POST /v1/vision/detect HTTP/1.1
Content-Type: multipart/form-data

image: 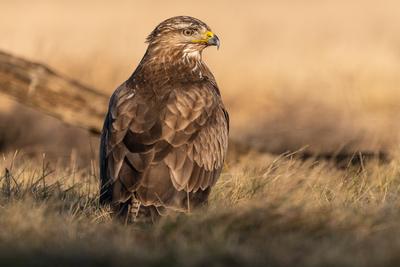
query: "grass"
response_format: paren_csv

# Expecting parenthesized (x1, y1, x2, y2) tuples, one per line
(0, 150, 398, 266)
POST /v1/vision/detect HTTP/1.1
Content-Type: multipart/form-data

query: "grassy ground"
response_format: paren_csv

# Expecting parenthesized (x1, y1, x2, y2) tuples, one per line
(0, 150, 398, 266)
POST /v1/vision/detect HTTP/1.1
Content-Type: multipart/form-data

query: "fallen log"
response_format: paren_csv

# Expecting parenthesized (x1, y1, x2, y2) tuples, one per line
(0, 50, 107, 134)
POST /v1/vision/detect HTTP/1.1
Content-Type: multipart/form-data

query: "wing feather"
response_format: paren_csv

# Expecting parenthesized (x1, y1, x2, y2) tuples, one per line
(159, 84, 228, 193)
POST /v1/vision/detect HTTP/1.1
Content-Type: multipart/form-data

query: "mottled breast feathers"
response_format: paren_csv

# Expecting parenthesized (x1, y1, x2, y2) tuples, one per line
(100, 78, 229, 212)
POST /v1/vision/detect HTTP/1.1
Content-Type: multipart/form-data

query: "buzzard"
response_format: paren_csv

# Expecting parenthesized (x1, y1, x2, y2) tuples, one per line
(99, 16, 229, 223)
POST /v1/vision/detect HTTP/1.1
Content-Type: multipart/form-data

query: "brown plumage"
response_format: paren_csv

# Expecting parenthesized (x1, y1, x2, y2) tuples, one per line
(99, 16, 229, 222)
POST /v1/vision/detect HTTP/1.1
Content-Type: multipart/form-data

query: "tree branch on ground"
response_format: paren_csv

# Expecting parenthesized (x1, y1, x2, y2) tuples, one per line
(0, 50, 107, 134)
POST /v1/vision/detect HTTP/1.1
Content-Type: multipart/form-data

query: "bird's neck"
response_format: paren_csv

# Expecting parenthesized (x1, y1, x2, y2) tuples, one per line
(128, 46, 212, 86)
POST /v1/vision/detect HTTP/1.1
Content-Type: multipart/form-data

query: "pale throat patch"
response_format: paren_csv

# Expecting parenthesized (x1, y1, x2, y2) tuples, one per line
(181, 49, 203, 77)
(182, 48, 201, 61)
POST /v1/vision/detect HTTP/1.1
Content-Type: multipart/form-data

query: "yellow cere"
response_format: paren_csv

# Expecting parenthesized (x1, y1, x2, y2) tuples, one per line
(192, 31, 214, 43)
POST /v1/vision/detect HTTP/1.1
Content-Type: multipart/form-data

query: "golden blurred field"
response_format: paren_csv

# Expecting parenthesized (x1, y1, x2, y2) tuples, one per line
(1, 0, 400, 266)
(2, 0, 400, 155)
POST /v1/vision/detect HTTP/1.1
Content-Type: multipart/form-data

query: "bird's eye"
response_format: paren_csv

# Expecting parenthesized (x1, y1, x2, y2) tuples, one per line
(183, 29, 194, 36)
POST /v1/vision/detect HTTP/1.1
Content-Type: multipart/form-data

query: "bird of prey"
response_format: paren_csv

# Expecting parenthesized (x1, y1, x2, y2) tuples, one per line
(99, 16, 229, 223)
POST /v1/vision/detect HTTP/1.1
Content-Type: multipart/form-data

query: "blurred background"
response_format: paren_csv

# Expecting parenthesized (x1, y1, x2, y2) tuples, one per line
(1, 0, 400, 165)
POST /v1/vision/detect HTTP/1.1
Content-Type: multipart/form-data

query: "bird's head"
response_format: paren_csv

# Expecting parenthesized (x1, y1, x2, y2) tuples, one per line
(146, 16, 220, 55)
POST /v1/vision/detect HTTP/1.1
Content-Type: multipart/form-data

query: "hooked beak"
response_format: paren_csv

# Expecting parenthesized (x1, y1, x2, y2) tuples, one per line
(192, 31, 221, 49)
(207, 34, 220, 49)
